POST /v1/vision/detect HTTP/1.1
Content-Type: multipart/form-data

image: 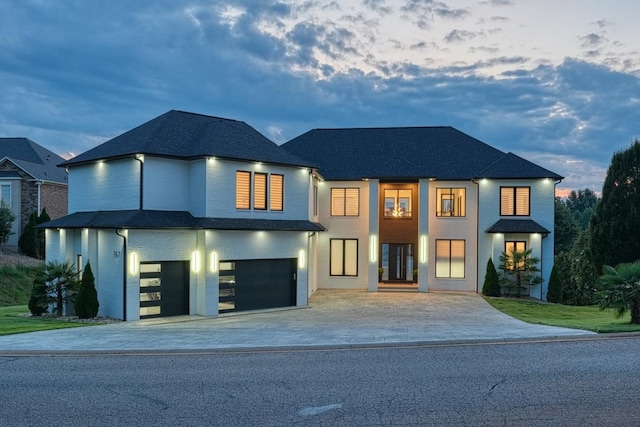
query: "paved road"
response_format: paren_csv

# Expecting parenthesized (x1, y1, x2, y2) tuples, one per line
(1, 337, 639, 426)
(0, 291, 594, 352)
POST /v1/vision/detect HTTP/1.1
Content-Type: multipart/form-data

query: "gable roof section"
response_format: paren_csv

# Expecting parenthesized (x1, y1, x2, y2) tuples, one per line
(61, 110, 315, 168)
(282, 127, 562, 181)
(0, 138, 68, 184)
(38, 210, 326, 232)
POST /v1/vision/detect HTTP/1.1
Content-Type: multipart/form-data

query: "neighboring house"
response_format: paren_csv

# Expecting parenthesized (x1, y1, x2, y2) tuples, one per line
(282, 128, 561, 300)
(0, 138, 68, 248)
(42, 110, 562, 321)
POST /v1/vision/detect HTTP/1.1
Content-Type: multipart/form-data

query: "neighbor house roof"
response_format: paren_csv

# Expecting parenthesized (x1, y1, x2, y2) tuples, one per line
(38, 210, 326, 232)
(0, 138, 68, 184)
(485, 219, 550, 235)
(282, 127, 563, 181)
(61, 110, 315, 168)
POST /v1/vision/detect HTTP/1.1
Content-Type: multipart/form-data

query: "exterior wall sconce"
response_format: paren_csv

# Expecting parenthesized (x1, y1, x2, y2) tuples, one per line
(420, 235, 428, 264)
(129, 252, 139, 275)
(210, 251, 218, 273)
(369, 235, 378, 263)
(298, 249, 306, 269)
(191, 251, 201, 273)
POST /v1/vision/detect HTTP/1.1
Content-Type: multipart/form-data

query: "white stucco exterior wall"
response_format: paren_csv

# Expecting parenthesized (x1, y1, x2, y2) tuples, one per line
(143, 157, 190, 211)
(68, 159, 140, 213)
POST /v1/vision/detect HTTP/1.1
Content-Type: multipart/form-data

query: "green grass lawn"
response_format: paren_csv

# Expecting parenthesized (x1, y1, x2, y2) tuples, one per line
(0, 305, 95, 336)
(485, 297, 640, 333)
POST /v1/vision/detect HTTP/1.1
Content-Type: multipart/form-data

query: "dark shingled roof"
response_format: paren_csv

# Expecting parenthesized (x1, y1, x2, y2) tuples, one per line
(61, 110, 315, 168)
(38, 210, 326, 232)
(0, 138, 68, 184)
(485, 219, 550, 234)
(282, 127, 563, 181)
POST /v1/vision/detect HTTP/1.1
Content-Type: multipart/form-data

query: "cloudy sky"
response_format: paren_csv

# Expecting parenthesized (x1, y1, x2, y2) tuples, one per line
(1, 0, 639, 195)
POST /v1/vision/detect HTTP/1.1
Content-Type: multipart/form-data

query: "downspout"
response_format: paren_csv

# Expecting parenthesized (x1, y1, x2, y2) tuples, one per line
(472, 178, 480, 294)
(116, 229, 127, 321)
(37, 180, 42, 213)
(134, 155, 144, 210)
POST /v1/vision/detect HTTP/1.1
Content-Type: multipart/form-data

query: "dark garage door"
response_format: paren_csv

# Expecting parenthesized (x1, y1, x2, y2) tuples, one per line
(139, 261, 189, 319)
(219, 258, 296, 313)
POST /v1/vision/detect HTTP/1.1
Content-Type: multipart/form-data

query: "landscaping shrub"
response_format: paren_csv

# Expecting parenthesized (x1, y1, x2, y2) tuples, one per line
(75, 262, 99, 319)
(481, 258, 501, 297)
(546, 264, 562, 303)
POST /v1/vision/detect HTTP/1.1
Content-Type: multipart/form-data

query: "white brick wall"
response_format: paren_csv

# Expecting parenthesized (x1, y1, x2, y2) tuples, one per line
(68, 160, 140, 212)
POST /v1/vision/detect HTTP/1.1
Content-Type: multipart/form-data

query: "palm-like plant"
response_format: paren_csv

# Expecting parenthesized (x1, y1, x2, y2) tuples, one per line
(596, 262, 640, 324)
(43, 260, 79, 316)
(498, 248, 542, 297)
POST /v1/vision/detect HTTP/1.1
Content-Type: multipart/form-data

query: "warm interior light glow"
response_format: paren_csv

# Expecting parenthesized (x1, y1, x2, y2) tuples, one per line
(298, 249, 306, 269)
(129, 252, 138, 275)
(210, 251, 218, 273)
(369, 235, 378, 263)
(192, 251, 201, 272)
(420, 235, 428, 264)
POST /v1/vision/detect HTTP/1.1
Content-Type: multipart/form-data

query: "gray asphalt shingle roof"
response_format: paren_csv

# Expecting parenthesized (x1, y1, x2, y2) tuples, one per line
(0, 138, 68, 184)
(485, 219, 551, 234)
(38, 210, 326, 232)
(61, 110, 315, 168)
(282, 127, 563, 181)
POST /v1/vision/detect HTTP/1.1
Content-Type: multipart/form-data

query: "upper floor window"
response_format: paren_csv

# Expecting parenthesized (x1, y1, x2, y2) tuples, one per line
(384, 189, 412, 217)
(0, 184, 10, 208)
(436, 188, 466, 217)
(500, 187, 530, 216)
(331, 188, 359, 216)
(236, 171, 284, 211)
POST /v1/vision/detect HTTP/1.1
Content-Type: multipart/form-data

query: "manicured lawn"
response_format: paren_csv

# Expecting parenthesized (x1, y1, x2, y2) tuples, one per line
(485, 297, 640, 333)
(0, 305, 94, 336)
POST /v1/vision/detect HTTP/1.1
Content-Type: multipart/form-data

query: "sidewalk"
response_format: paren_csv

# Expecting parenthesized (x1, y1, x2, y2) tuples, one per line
(0, 290, 595, 353)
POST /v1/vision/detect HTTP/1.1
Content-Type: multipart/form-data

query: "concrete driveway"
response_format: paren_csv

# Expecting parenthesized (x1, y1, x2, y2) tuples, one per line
(0, 290, 594, 353)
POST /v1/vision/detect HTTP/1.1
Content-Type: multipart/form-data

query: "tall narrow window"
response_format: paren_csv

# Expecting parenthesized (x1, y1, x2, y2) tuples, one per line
(505, 241, 527, 270)
(0, 184, 10, 208)
(253, 173, 267, 210)
(436, 188, 466, 217)
(435, 239, 465, 278)
(330, 239, 358, 276)
(236, 171, 251, 210)
(500, 187, 530, 216)
(269, 174, 284, 211)
(331, 188, 359, 216)
(313, 183, 318, 217)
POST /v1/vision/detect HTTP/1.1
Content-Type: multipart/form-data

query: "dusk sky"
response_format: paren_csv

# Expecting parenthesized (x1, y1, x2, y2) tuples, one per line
(1, 0, 639, 195)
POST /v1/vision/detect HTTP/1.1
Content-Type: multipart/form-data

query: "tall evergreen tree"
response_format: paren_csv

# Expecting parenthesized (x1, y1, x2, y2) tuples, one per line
(19, 212, 39, 257)
(554, 198, 579, 254)
(75, 261, 99, 319)
(590, 140, 640, 271)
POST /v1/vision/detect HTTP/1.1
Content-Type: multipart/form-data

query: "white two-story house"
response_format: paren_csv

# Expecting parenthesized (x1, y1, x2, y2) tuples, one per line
(42, 110, 561, 321)
(43, 111, 324, 320)
(282, 127, 561, 300)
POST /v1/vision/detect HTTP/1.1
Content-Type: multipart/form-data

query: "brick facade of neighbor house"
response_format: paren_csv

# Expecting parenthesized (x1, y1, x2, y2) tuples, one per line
(0, 137, 68, 248)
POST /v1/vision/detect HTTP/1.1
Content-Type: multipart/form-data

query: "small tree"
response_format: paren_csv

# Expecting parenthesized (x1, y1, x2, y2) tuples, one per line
(36, 208, 50, 259)
(42, 260, 78, 316)
(28, 268, 48, 316)
(0, 200, 16, 246)
(546, 264, 562, 303)
(596, 261, 640, 324)
(481, 258, 501, 297)
(19, 212, 39, 257)
(75, 261, 99, 319)
(498, 249, 542, 297)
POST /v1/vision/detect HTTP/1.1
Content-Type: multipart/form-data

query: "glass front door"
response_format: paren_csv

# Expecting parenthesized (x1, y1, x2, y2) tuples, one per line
(381, 243, 415, 282)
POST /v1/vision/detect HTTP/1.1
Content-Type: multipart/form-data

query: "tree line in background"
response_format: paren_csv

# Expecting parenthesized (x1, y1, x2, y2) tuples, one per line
(551, 140, 640, 323)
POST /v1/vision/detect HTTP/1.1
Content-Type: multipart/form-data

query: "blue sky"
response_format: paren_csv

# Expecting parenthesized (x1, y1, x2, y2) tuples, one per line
(1, 0, 639, 195)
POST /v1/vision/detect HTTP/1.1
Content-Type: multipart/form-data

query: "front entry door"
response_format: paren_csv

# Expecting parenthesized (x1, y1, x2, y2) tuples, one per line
(382, 243, 414, 282)
(388, 244, 407, 281)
